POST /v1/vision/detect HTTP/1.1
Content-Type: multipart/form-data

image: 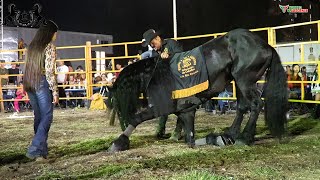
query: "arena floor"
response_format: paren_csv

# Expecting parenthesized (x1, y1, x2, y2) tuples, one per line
(0, 108, 320, 179)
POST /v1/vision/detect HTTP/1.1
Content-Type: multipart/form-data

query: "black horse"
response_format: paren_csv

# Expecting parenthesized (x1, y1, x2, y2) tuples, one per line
(108, 29, 288, 152)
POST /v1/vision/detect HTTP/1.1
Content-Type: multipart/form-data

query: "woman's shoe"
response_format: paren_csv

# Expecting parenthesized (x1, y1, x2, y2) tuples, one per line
(26, 152, 47, 160)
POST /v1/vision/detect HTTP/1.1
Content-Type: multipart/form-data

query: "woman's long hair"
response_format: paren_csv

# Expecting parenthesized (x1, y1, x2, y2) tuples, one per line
(23, 20, 58, 92)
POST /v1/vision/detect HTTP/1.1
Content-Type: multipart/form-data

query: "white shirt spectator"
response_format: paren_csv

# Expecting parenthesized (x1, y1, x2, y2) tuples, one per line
(56, 65, 69, 83)
(107, 73, 115, 84)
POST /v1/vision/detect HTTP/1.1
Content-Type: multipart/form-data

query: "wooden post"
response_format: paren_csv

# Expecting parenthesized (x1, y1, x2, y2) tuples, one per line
(318, 20, 320, 44)
(124, 44, 128, 57)
(0, 77, 4, 113)
(85, 41, 93, 103)
(111, 58, 115, 71)
(268, 28, 276, 46)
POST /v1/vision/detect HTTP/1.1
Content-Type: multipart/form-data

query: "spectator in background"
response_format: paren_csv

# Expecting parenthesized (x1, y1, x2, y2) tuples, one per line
(115, 64, 123, 79)
(106, 72, 115, 84)
(301, 66, 312, 100)
(311, 65, 320, 99)
(18, 38, 27, 60)
(74, 70, 86, 107)
(8, 61, 20, 84)
(285, 65, 292, 79)
(218, 90, 233, 114)
(75, 65, 84, 71)
(66, 74, 76, 108)
(64, 61, 74, 81)
(14, 81, 28, 113)
(1, 60, 10, 111)
(288, 64, 303, 99)
(68, 75, 76, 89)
(0, 60, 8, 85)
(301, 66, 307, 79)
(79, 72, 86, 88)
(94, 76, 102, 84)
(101, 73, 107, 82)
(98, 73, 110, 85)
(56, 60, 69, 108)
(75, 65, 84, 81)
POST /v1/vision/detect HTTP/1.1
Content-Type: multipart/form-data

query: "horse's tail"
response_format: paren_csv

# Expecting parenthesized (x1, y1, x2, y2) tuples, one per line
(264, 47, 288, 138)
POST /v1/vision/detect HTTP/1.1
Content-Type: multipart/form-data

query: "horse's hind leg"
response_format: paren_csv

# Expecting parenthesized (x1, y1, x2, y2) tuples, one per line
(225, 87, 249, 140)
(237, 85, 263, 145)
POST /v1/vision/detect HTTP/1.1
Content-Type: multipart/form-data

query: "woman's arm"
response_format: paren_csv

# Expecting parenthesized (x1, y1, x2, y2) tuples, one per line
(45, 43, 59, 97)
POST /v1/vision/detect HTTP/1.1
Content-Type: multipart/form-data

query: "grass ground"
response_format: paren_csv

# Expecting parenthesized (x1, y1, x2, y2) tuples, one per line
(0, 108, 319, 179)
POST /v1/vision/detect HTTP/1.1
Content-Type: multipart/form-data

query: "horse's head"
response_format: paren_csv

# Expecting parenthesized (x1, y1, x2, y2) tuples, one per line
(108, 57, 159, 130)
(108, 56, 175, 131)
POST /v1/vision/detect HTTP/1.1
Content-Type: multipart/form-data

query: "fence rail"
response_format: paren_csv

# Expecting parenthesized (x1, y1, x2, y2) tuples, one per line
(0, 20, 320, 112)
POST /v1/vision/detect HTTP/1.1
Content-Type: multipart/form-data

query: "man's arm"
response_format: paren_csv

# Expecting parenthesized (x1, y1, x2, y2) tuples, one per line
(161, 39, 183, 59)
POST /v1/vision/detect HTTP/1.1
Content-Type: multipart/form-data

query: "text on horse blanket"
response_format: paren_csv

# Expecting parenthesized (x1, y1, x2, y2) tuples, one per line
(170, 46, 208, 99)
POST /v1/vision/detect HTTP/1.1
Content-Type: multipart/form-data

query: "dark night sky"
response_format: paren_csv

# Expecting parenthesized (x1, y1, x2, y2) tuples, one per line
(5, 0, 318, 55)
(4, 0, 272, 41)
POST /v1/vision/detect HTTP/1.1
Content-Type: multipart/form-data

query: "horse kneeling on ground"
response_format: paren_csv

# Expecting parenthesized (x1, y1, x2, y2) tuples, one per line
(108, 28, 288, 152)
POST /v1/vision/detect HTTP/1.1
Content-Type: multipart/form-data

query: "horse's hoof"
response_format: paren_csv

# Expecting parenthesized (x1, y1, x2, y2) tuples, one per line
(216, 135, 235, 146)
(223, 129, 239, 140)
(215, 136, 226, 147)
(108, 134, 130, 153)
(186, 137, 195, 148)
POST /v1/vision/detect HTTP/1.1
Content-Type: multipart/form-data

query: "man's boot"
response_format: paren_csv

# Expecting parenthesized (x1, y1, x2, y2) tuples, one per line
(169, 117, 183, 141)
(155, 115, 168, 138)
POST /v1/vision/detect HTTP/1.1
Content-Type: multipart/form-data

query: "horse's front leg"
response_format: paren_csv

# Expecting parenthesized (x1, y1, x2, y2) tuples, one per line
(236, 87, 263, 145)
(178, 109, 196, 148)
(224, 93, 249, 140)
(109, 108, 156, 152)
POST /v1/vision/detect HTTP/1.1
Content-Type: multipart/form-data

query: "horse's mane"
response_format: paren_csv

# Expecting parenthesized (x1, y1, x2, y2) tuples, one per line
(112, 56, 175, 130)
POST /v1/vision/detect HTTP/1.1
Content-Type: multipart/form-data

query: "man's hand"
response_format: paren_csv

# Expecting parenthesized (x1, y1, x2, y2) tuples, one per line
(52, 95, 59, 104)
(160, 52, 169, 59)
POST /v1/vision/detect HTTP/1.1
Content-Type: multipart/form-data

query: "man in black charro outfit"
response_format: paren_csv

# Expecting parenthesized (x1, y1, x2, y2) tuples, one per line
(142, 29, 183, 140)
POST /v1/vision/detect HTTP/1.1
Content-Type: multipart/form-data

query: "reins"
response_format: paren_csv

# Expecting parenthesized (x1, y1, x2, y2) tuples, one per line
(144, 56, 161, 93)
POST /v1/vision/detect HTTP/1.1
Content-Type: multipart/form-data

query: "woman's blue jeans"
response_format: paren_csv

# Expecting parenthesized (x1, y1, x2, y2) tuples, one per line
(26, 77, 53, 157)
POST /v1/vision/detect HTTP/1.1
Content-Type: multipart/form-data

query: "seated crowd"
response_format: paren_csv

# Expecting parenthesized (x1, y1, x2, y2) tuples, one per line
(57, 62, 117, 108)
(285, 64, 319, 101)
(1, 59, 119, 112)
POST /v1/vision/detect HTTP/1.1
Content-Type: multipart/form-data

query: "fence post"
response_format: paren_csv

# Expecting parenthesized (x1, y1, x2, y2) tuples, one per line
(318, 20, 320, 45)
(124, 43, 128, 57)
(268, 28, 276, 46)
(0, 77, 4, 113)
(231, 81, 236, 99)
(85, 41, 93, 104)
(111, 58, 115, 71)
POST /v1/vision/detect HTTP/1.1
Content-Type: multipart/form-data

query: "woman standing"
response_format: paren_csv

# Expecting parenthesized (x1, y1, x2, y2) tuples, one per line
(23, 20, 59, 159)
